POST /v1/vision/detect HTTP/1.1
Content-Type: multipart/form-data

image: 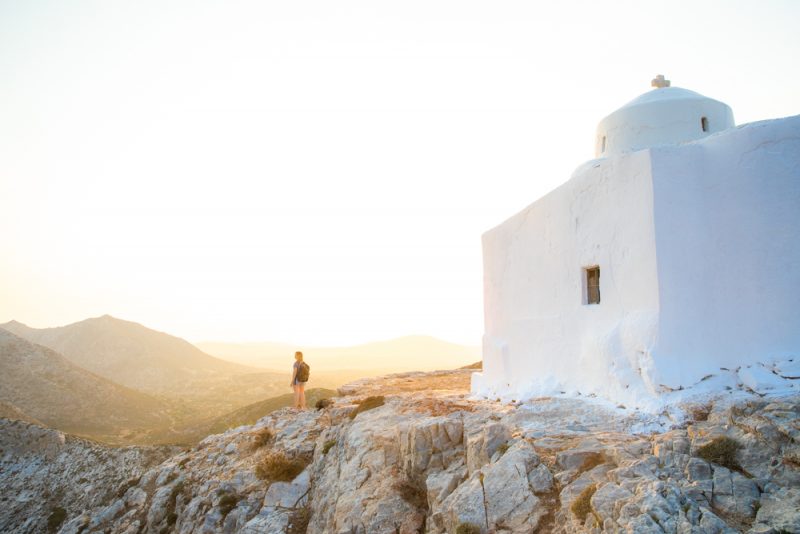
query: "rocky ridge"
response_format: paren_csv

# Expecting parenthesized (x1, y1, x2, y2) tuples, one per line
(4, 368, 800, 533)
(0, 420, 177, 533)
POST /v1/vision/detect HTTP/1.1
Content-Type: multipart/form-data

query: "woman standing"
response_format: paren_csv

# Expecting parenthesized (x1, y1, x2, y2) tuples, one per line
(290, 351, 309, 410)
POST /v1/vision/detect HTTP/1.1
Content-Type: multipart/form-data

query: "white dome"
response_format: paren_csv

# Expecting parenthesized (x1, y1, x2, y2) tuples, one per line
(595, 83, 735, 157)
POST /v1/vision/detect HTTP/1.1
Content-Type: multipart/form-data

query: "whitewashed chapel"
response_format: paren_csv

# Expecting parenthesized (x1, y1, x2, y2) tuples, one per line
(472, 76, 800, 405)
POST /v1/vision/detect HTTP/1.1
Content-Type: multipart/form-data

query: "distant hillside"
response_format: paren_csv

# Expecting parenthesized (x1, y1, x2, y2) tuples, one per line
(206, 388, 337, 434)
(0, 328, 170, 438)
(197, 335, 481, 372)
(141, 388, 338, 445)
(1, 315, 256, 397)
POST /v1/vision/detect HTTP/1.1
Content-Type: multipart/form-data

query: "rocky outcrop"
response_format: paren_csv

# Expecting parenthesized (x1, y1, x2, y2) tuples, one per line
(3, 369, 799, 533)
(0, 419, 176, 534)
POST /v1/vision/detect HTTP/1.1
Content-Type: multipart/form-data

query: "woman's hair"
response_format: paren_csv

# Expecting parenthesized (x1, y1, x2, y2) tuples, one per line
(295, 351, 303, 360)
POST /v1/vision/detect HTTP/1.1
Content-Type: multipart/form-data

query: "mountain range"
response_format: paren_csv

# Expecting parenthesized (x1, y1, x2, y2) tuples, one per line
(1, 315, 256, 398)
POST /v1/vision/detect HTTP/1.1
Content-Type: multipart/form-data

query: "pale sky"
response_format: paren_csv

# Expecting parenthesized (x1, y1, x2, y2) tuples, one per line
(1, 0, 798, 346)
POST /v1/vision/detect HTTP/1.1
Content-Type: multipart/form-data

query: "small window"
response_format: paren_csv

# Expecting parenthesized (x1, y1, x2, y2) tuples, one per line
(584, 266, 600, 305)
(601, 136, 606, 153)
(701, 116, 709, 132)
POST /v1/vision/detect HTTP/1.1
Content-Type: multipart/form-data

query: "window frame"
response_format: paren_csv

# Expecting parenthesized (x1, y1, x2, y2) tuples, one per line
(583, 266, 601, 305)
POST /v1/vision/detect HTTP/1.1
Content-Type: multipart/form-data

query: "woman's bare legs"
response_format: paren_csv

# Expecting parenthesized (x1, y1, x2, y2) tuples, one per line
(298, 384, 307, 410)
(293, 384, 301, 409)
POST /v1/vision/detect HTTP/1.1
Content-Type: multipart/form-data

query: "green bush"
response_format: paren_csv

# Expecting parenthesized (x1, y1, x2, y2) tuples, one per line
(455, 523, 482, 534)
(570, 484, 597, 522)
(47, 507, 67, 532)
(322, 439, 336, 455)
(349, 396, 385, 420)
(697, 436, 742, 471)
(255, 451, 309, 482)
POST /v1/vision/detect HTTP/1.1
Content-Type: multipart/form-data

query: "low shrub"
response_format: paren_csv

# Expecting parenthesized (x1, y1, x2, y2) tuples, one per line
(47, 507, 67, 532)
(697, 436, 742, 471)
(349, 396, 385, 420)
(455, 523, 482, 534)
(315, 398, 334, 410)
(570, 483, 597, 523)
(218, 493, 239, 517)
(322, 439, 336, 455)
(255, 451, 309, 482)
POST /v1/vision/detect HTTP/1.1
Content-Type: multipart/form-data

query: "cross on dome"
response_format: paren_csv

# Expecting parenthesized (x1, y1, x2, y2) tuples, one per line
(651, 74, 671, 88)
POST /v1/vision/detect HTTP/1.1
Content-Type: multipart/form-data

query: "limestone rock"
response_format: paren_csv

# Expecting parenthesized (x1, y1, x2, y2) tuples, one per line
(1, 369, 798, 534)
(752, 487, 800, 533)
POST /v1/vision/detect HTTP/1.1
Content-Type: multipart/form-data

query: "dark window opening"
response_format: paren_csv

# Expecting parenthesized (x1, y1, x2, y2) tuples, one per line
(585, 266, 600, 305)
(701, 116, 709, 132)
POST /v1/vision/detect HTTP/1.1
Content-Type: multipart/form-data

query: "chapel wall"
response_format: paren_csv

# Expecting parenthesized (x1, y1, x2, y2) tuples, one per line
(650, 115, 800, 388)
(475, 149, 661, 404)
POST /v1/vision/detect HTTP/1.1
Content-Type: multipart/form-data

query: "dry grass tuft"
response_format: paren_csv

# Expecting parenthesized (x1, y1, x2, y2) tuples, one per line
(287, 507, 311, 534)
(250, 427, 274, 450)
(570, 484, 597, 523)
(322, 439, 336, 455)
(689, 403, 713, 422)
(349, 396, 385, 420)
(255, 451, 309, 482)
(783, 450, 800, 469)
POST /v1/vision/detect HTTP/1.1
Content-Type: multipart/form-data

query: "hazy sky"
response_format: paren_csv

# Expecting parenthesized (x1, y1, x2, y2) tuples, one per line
(1, 1, 798, 346)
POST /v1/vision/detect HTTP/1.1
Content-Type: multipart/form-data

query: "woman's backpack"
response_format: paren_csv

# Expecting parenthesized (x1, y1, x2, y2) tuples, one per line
(297, 362, 310, 382)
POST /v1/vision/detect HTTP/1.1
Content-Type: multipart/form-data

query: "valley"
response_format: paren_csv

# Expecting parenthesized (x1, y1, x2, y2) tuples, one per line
(0, 316, 477, 447)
